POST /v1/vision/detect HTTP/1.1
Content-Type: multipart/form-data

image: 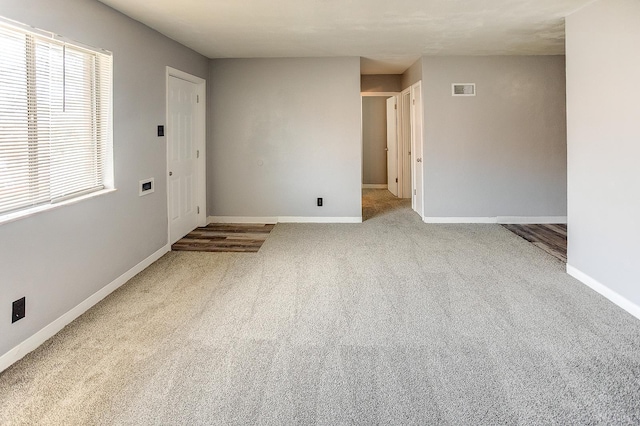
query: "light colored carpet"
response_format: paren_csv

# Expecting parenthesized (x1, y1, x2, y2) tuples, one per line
(1, 189, 640, 425)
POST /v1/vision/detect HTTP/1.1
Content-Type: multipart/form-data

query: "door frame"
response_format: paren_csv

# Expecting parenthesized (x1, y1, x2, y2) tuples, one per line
(398, 88, 412, 199)
(410, 81, 424, 219)
(361, 92, 400, 193)
(165, 67, 207, 244)
(385, 96, 399, 196)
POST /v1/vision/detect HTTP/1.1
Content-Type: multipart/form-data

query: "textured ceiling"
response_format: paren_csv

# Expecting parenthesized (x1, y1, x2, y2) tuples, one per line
(97, 0, 595, 74)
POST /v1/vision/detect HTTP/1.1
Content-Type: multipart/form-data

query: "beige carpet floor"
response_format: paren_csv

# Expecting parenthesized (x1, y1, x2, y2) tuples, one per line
(1, 189, 639, 425)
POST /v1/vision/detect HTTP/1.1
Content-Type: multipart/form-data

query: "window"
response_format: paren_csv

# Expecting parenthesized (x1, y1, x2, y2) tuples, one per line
(0, 18, 112, 220)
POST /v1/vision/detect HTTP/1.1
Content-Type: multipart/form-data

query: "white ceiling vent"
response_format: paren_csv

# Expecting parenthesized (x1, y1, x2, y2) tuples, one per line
(452, 83, 476, 96)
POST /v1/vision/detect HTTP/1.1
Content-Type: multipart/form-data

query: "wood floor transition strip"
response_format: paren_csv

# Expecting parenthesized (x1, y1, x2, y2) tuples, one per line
(502, 224, 567, 263)
(172, 223, 275, 253)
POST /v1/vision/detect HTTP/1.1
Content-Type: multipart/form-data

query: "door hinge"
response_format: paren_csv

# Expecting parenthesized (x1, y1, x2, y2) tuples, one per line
(197, 206, 200, 214)
(196, 150, 200, 159)
(414, 189, 417, 195)
(395, 178, 398, 183)
(394, 104, 397, 110)
(196, 95, 199, 103)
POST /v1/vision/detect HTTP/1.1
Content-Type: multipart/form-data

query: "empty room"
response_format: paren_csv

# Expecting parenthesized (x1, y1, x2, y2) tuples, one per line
(1, 0, 639, 424)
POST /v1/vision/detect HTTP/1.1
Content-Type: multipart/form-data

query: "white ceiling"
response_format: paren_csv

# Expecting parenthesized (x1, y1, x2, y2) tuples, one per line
(97, 0, 594, 74)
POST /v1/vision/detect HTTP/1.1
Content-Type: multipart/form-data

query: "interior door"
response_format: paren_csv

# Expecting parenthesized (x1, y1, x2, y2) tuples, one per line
(401, 90, 412, 199)
(411, 82, 424, 217)
(386, 96, 398, 197)
(168, 76, 198, 244)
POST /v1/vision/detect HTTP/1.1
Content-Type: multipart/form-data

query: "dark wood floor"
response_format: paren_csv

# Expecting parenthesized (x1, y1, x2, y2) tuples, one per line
(171, 224, 275, 253)
(502, 224, 567, 263)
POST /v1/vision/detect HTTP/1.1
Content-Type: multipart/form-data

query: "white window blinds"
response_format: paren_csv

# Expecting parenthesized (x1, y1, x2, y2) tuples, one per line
(0, 19, 112, 217)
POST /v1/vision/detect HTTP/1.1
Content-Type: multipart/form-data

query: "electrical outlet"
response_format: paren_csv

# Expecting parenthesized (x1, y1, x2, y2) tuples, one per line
(317, 197, 323, 207)
(157, 125, 165, 137)
(12, 297, 25, 323)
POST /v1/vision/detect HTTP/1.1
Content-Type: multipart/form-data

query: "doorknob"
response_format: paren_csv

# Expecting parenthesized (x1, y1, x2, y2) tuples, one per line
(169, 171, 173, 176)
(385, 148, 389, 151)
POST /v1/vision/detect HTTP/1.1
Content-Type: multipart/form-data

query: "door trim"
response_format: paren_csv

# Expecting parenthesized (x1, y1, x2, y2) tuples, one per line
(360, 91, 400, 194)
(361, 92, 400, 97)
(410, 81, 424, 219)
(398, 88, 412, 199)
(386, 96, 399, 196)
(166, 67, 207, 245)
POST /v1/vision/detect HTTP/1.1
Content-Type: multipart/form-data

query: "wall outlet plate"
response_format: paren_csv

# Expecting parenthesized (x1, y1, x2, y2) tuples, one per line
(157, 125, 165, 137)
(139, 178, 154, 196)
(12, 297, 25, 323)
(317, 197, 323, 207)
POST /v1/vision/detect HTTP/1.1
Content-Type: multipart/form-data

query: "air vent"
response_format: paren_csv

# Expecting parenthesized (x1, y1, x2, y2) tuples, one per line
(452, 83, 476, 96)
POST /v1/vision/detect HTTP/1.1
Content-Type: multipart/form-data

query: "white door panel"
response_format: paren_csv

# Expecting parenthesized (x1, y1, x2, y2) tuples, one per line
(184, 174, 194, 214)
(401, 90, 412, 199)
(170, 178, 180, 221)
(411, 82, 424, 218)
(169, 76, 198, 244)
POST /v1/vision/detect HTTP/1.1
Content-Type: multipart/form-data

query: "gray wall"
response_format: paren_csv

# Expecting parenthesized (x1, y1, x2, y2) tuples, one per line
(566, 0, 640, 306)
(208, 58, 362, 219)
(0, 0, 208, 357)
(362, 97, 388, 185)
(401, 58, 423, 90)
(420, 56, 567, 218)
(361, 75, 401, 93)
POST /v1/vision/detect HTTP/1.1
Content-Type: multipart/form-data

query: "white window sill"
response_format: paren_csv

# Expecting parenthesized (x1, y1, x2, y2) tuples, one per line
(0, 188, 117, 227)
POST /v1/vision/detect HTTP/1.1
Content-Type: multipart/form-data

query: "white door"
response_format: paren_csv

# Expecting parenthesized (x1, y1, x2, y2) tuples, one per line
(168, 76, 198, 244)
(386, 97, 398, 197)
(401, 90, 412, 199)
(411, 82, 424, 217)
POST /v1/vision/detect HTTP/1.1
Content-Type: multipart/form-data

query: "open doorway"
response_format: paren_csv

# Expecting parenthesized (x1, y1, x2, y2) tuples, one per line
(362, 92, 397, 191)
(361, 89, 415, 221)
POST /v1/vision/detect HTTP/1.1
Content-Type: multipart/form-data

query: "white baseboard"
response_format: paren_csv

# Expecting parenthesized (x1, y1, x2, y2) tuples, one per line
(362, 184, 388, 189)
(567, 264, 640, 321)
(498, 216, 568, 224)
(278, 216, 362, 223)
(208, 216, 362, 224)
(423, 216, 568, 224)
(208, 216, 278, 224)
(423, 217, 496, 224)
(0, 244, 170, 373)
